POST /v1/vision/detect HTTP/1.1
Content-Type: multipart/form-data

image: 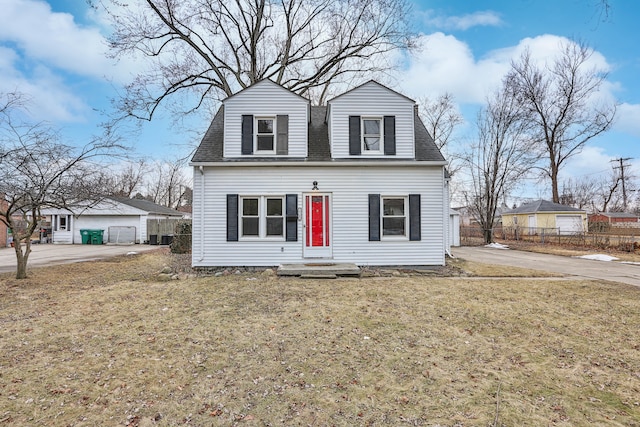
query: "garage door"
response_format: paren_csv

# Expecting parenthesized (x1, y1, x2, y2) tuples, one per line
(556, 215, 583, 235)
(108, 226, 136, 244)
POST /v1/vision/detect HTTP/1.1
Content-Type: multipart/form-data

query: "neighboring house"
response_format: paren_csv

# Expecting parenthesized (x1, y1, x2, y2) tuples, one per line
(502, 200, 587, 235)
(41, 197, 185, 244)
(190, 79, 450, 267)
(589, 212, 640, 227)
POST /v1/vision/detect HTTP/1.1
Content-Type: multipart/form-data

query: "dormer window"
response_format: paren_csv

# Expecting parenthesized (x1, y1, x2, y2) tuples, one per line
(362, 117, 382, 152)
(241, 114, 289, 156)
(256, 117, 275, 153)
(349, 115, 396, 156)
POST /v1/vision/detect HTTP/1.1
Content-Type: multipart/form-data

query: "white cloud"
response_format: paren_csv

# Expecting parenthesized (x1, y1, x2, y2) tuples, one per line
(0, 46, 88, 122)
(563, 145, 614, 179)
(400, 32, 507, 103)
(0, 0, 148, 123)
(400, 33, 615, 105)
(422, 10, 503, 31)
(614, 103, 640, 137)
(0, 0, 113, 79)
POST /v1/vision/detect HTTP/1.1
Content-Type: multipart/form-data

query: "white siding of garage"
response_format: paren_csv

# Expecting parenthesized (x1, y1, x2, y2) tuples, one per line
(74, 215, 143, 243)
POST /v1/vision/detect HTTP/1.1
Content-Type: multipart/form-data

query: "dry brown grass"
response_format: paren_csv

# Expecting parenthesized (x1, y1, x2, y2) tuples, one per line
(502, 240, 640, 263)
(446, 257, 562, 278)
(1, 251, 640, 426)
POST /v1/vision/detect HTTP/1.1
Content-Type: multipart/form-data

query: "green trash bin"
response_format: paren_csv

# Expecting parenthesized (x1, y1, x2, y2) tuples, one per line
(89, 229, 104, 245)
(80, 229, 90, 244)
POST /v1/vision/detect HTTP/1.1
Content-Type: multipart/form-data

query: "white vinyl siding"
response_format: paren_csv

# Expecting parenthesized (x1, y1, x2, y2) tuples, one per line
(329, 82, 415, 159)
(73, 215, 145, 244)
(192, 164, 445, 267)
(223, 80, 309, 158)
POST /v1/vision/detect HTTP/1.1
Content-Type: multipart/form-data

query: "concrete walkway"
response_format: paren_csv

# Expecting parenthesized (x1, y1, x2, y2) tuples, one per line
(452, 246, 640, 287)
(0, 244, 163, 274)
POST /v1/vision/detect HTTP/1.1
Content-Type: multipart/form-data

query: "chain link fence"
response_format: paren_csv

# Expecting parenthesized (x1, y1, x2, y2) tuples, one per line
(461, 225, 640, 252)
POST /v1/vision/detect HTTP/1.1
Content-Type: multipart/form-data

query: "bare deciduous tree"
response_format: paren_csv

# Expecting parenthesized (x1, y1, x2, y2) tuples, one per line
(559, 177, 599, 210)
(144, 159, 190, 209)
(0, 92, 126, 279)
(104, 160, 149, 198)
(506, 41, 616, 203)
(462, 84, 535, 244)
(417, 93, 463, 152)
(95, 0, 416, 121)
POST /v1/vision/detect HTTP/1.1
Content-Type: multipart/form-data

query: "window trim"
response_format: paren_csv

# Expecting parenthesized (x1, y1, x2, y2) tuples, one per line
(361, 116, 383, 154)
(381, 196, 408, 239)
(54, 214, 71, 232)
(239, 195, 285, 240)
(254, 116, 276, 154)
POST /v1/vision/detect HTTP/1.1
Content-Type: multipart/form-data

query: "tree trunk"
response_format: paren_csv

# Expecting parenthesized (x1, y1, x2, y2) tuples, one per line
(483, 227, 493, 244)
(13, 239, 31, 279)
(550, 161, 560, 203)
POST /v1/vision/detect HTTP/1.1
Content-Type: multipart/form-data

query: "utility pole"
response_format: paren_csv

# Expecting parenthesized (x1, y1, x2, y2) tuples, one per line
(611, 157, 633, 211)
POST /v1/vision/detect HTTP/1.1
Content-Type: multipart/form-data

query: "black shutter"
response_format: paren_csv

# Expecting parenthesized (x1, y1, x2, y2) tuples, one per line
(285, 194, 298, 242)
(241, 115, 253, 155)
(349, 116, 361, 155)
(368, 194, 380, 241)
(276, 115, 289, 155)
(384, 116, 396, 155)
(409, 194, 421, 241)
(227, 194, 239, 241)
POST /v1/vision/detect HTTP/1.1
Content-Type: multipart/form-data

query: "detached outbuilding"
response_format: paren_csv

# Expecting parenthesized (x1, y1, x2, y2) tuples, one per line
(42, 197, 185, 244)
(589, 212, 640, 226)
(501, 200, 587, 235)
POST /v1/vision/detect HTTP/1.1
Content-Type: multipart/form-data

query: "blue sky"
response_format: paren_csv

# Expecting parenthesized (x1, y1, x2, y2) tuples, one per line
(1, 0, 638, 200)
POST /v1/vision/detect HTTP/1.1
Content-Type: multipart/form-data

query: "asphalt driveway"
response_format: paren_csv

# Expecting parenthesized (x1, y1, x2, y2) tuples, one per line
(0, 244, 163, 274)
(452, 246, 640, 287)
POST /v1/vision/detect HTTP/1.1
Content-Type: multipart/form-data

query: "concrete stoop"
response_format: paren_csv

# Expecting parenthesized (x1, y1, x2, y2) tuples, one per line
(277, 263, 361, 278)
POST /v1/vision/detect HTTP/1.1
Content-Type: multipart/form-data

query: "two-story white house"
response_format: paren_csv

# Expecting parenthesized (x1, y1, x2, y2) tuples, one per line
(190, 80, 450, 267)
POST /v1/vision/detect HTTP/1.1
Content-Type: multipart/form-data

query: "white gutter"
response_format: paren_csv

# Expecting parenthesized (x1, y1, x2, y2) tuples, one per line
(189, 160, 448, 167)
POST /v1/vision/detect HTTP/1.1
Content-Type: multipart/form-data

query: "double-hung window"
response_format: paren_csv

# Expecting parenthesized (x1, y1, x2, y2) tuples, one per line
(240, 196, 284, 238)
(362, 117, 382, 153)
(255, 117, 275, 153)
(54, 214, 71, 232)
(382, 197, 407, 237)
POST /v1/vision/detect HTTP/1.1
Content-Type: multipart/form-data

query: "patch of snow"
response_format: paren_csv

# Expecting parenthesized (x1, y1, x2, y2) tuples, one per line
(573, 254, 619, 262)
(621, 261, 640, 265)
(126, 251, 138, 256)
(485, 243, 509, 250)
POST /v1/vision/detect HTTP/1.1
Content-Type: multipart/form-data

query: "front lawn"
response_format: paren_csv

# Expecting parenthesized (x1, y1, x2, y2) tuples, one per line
(1, 251, 639, 426)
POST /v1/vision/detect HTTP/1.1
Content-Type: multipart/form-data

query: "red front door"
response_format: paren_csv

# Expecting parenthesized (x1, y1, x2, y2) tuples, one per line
(303, 193, 332, 258)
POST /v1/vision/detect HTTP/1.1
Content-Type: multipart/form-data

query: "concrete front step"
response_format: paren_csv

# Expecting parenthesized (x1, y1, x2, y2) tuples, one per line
(277, 263, 361, 277)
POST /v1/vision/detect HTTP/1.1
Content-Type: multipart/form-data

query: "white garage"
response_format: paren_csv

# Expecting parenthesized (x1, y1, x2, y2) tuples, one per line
(42, 197, 185, 244)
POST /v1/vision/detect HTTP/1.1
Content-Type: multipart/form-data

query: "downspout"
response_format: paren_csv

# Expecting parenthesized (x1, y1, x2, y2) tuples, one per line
(444, 169, 453, 259)
(198, 165, 205, 262)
